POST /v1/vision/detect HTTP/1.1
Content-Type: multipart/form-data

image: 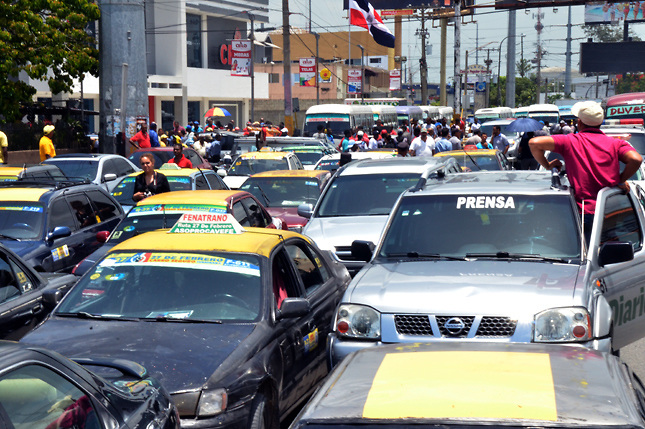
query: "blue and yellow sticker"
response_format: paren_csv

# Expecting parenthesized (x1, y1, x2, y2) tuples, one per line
(303, 328, 319, 354)
(51, 245, 70, 262)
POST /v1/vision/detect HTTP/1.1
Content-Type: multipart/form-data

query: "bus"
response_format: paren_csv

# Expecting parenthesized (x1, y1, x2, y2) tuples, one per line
(558, 105, 576, 123)
(437, 106, 454, 121)
(605, 92, 645, 121)
(513, 106, 529, 118)
(303, 104, 374, 139)
(526, 104, 560, 124)
(420, 106, 440, 121)
(396, 106, 424, 126)
(344, 98, 407, 106)
(474, 107, 513, 123)
(371, 105, 398, 129)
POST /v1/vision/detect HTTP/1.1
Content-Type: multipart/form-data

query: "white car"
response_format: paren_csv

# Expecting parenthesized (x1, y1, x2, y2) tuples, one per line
(43, 153, 140, 192)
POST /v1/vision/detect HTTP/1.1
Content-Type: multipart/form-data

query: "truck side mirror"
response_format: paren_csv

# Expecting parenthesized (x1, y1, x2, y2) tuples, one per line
(351, 240, 375, 262)
(598, 242, 634, 267)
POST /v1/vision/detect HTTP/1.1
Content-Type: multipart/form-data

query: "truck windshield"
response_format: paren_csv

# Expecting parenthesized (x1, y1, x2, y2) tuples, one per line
(380, 194, 581, 261)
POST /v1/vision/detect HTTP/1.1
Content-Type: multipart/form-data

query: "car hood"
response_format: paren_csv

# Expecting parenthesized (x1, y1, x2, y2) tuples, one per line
(302, 216, 388, 252)
(223, 175, 249, 189)
(348, 260, 582, 315)
(2, 240, 42, 258)
(265, 207, 307, 228)
(21, 319, 255, 394)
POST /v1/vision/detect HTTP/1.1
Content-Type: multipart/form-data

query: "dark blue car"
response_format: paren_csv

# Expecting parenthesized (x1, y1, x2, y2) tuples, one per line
(0, 181, 124, 273)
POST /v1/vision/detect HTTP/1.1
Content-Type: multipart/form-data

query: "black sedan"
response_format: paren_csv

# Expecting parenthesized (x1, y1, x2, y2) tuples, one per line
(0, 242, 77, 340)
(0, 341, 179, 428)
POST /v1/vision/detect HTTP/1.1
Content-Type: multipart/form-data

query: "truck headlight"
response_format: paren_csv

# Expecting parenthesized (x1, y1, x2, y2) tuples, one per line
(335, 304, 380, 339)
(534, 308, 591, 342)
(197, 388, 227, 417)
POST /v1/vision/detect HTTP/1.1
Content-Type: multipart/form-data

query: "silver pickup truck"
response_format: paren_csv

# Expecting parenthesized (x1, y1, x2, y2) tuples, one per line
(329, 171, 645, 366)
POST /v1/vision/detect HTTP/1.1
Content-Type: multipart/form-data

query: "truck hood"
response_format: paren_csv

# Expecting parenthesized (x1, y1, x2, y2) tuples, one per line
(303, 216, 388, 252)
(348, 260, 582, 315)
(21, 318, 254, 394)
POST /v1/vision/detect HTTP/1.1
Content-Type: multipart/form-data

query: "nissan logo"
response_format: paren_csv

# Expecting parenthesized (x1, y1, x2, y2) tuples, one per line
(444, 317, 466, 336)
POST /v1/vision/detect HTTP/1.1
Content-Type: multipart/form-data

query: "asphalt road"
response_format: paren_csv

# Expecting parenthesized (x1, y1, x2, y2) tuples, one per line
(621, 338, 645, 380)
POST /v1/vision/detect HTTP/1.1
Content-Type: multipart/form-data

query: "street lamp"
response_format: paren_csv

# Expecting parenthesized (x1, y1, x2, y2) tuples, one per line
(497, 36, 509, 107)
(358, 44, 365, 103)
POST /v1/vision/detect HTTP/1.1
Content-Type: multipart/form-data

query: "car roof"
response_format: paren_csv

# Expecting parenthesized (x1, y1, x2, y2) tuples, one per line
(338, 157, 452, 176)
(248, 170, 329, 179)
(435, 149, 499, 157)
(47, 153, 109, 159)
(238, 151, 291, 160)
(409, 171, 568, 196)
(0, 187, 50, 202)
(136, 190, 246, 207)
(478, 119, 515, 125)
(281, 145, 327, 151)
(110, 227, 304, 258)
(295, 342, 641, 427)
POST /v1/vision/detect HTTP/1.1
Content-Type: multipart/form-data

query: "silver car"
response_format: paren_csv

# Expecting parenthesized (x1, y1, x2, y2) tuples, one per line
(330, 171, 645, 365)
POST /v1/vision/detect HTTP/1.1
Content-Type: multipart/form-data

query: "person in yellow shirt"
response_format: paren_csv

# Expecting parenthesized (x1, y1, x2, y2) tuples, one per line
(40, 125, 56, 161)
(0, 130, 7, 164)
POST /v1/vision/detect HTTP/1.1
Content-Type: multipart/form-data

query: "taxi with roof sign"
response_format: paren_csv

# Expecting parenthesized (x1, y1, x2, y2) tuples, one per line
(22, 214, 351, 429)
(330, 170, 645, 366)
(291, 342, 645, 429)
(223, 151, 304, 189)
(72, 189, 286, 276)
(111, 165, 229, 212)
(240, 170, 331, 233)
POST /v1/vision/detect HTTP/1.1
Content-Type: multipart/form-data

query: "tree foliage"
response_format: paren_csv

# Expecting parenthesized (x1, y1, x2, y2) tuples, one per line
(516, 59, 534, 79)
(490, 76, 537, 107)
(582, 24, 641, 42)
(616, 74, 645, 94)
(0, 0, 100, 122)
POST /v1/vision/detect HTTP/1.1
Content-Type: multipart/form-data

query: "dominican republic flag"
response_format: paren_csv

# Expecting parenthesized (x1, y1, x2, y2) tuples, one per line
(349, 0, 395, 48)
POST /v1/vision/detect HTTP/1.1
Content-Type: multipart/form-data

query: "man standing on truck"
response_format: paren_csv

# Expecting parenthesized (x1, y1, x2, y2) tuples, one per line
(529, 100, 642, 241)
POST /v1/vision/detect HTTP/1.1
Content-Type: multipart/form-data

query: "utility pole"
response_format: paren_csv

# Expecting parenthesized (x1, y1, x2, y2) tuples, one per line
(564, 5, 572, 95)
(535, 7, 543, 104)
(417, 8, 429, 105)
(282, 0, 294, 133)
(453, 0, 461, 115)
(440, 18, 447, 106)
(485, 49, 493, 108)
(358, 44, 365, 103)
(249, 12, 255, 122)
(505, 10, 516, 108)
(314, 32, 320, 105)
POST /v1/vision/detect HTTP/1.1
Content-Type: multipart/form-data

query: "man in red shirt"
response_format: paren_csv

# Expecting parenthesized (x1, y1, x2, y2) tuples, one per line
(168, 143, 193, 168)
(130, 122, 151, 149)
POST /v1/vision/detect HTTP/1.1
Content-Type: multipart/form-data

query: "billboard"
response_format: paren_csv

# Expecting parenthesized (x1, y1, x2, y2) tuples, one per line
(389, 69, 401, 91)
(580, 41, 645, 73)
(585, 2, 645, 24)
(230, 40, 251, 77)
(299, 58, 316, 86)
(348, 69, 362, 93)
(496, 1, 592, 9)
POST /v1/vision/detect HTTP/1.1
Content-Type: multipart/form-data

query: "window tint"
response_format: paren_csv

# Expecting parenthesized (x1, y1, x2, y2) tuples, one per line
(67, 194, 97, 229)
(86, 191, 120, 222)
(205, 172, 226, 190)
(272, 250, 302, 309)
(49, 199, 78, 232)
(102, 159, 119, 176)
(195, 175, 209, 190)
(0, 364, 99, 429)
(241, 197, 268, 227)
(601, 193, 642, 250)
(233, 201, 250, 226)
(114, 158, 136, 176)
(286, 242, 329, 294)
(0, 255, 20, 303)
(185, 149, 201, 166)
(8, 258, 35, 294)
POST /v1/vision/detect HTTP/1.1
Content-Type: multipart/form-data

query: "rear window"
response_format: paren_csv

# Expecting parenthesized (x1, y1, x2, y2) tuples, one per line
(44, 160, 98, 181)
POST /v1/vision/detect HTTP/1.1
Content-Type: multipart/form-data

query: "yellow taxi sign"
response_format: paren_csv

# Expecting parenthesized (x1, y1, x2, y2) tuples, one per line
(168, 212, 245, 234)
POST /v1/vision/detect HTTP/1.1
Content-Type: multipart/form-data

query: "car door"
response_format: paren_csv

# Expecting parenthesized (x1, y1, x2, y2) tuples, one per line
(0, 251, 44, 340)
(594, 189, 645, 349)
(45, 197, 80, 272)
(61, 193, 101, 272)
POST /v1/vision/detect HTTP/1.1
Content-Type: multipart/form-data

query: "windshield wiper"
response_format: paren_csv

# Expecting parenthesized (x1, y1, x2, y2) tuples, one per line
(0, 233, 21, 241)
(255, 184, 271, 206)
(141, 316, 222, 324)
(385, 252, 467, 261)
(56, 312, 140, 322)
(465, 252, 569, 263)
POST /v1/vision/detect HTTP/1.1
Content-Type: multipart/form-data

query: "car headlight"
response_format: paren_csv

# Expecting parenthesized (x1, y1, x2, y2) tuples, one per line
(534, 308, 591, 342)
(335, 304, 381, 339)
(197, 388, 227, 417)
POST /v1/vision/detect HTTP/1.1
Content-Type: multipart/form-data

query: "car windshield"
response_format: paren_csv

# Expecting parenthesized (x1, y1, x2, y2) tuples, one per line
(128, 152, 171, 169)
(108, 204, 228, 244)
(317, 173, 420, 217)
(528, 113, 559, 124)
(240, 177, 321, 207)
(111, 175, 192, 206)
(448, 154, 501, 171)
(605, 132, 645, 155)
(0, 202, 45, 240)
(45, 160, 98, 181)
(228, 158, 289, 176)
(304, 115, 350, 137)
(56, 251, 262, 322)
(379, 194, 581, 261)
(289, 151, 325, 166)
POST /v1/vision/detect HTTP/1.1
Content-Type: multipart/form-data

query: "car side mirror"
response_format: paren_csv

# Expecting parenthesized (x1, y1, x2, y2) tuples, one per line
(598, 241, 634, 267)
(42, 288, 64, 310)
(351, 240, 375, 262)
(46, 226, 72, 245)
(96, 231, 110, 243)
(277, 298, 310, 319)
(103, 173, 117, 183)
(297, 203, 313, 219)
(217, 168, 227, 178)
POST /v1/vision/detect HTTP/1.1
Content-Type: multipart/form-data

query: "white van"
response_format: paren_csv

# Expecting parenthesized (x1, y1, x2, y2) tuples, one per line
(303, 104, 374, 139)
(475, 107, 513, 123)
(526, 104, 560, 125)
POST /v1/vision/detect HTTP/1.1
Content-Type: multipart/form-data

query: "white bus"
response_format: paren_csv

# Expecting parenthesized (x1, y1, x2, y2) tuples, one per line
(475, 107, 513, 123)
(344, 98, 407, 106)
(303, 104, 374, 139)
(437, 106, 455, 121)
(420, 106, 440, 121)
(526, 104, 560, 125)
(513, 107, 529, 118)
(396, 106, 424, 126)
(371, 105, 398, 129)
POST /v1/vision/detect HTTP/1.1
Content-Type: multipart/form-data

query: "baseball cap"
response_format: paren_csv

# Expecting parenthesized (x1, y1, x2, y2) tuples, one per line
(357, 130, 364, 136)
(571, 101, 604, 126)
(381, 129, 388, 135)
(420, 128, 428, 134)
(43, 124, 55, 134)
